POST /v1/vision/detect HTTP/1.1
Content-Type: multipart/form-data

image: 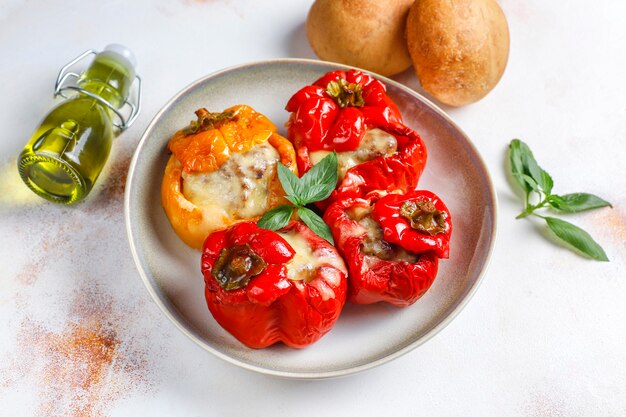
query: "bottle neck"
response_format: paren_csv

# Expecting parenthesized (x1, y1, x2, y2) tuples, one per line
(77, 51, 135, 109)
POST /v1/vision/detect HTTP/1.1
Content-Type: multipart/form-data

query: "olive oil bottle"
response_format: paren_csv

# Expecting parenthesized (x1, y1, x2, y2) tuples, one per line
(18, 45, 140, 204)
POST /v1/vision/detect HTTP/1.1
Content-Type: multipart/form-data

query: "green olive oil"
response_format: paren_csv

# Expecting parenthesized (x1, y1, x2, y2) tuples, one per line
(18, 45, 137, 204)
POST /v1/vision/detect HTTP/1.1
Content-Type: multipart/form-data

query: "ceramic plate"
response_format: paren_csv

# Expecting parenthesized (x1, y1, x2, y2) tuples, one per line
(125, 59, 497, 379)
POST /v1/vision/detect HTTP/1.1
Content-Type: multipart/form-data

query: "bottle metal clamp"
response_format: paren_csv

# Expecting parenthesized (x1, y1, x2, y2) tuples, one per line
(53, 49, 142, 131)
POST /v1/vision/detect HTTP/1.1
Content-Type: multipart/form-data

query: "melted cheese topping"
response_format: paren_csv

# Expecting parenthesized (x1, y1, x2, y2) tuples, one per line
(181, 141, 279, 219)
(279, 230, 345, 282)
(349, 207, 418, 264)
(310, 128, 398, 181)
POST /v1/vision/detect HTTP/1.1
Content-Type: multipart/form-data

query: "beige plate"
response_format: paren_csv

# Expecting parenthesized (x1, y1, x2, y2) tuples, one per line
(125, 59, 497, 379)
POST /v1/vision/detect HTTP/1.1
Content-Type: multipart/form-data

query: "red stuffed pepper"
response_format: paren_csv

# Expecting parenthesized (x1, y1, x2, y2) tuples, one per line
(286, 69, 428, 208)
(201, 221, 347, 348)
(324, 190, 452, 307)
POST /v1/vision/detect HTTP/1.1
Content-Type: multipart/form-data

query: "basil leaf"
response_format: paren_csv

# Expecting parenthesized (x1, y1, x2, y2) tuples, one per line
(548, 193, 612, 213)
(300, 183, 336, 204)
(298, 207, 334, 245)
(512, 172, 540, 193)
(509, 139, 532, 192)
(537, 170, 554, 195)
(258, 205, 294, 231)
(277, 163, 304, 206)
(518, 141, 553, 194)
(299, 151, 338, 204)
(544, 217, 609, 261)
(509, 139, 553, 194)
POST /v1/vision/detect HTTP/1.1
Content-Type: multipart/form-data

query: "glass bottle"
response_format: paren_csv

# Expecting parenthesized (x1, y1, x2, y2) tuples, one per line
(17, 44, 140, 204)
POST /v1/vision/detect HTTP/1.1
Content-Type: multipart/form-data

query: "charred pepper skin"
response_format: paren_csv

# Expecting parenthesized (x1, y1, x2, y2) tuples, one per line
(201, 221, 347, 349)
(285, 70, 427, 208)
(324, 192, 451, 307)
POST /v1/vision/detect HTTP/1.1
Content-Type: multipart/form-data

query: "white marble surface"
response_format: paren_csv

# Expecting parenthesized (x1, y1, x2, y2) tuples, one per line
(1, 0, 625, 416)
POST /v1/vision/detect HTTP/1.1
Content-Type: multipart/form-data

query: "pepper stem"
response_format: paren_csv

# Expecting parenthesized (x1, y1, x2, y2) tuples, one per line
(184, 108, 235, 135)
(401, 200, 447, 236)
(212, 244, 266, 291)
(326, 79, 365, 108)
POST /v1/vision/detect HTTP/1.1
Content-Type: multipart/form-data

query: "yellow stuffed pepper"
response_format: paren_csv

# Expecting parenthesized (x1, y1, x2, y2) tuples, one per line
(162, 104, 298, 249)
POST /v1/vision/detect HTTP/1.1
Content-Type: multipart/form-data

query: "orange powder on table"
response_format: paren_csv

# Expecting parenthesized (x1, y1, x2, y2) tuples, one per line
(38, 322, 118, 417)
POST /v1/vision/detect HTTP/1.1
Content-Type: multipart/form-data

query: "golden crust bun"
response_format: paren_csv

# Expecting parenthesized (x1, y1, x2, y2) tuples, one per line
(406, 0, 510, 106)
(306, 0, 414, 77)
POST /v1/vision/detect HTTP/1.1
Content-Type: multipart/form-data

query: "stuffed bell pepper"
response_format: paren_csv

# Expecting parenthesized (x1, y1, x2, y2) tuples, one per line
(324, 190, 452, 307)
(201, 221, 347, 348)
(162, 105, 298, 249)
(285, 69, 427, 208)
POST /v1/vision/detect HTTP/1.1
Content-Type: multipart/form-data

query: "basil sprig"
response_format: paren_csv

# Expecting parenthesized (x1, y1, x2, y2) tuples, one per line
(258, 152, 337, 244)
(508, 139, 611, 261)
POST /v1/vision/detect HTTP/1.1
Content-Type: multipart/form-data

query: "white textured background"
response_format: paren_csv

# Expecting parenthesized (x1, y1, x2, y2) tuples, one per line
(1, 0, 625, 416)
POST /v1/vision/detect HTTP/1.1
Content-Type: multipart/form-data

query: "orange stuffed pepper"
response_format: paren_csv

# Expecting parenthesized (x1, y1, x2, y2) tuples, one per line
(162, 105, 298, 249)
